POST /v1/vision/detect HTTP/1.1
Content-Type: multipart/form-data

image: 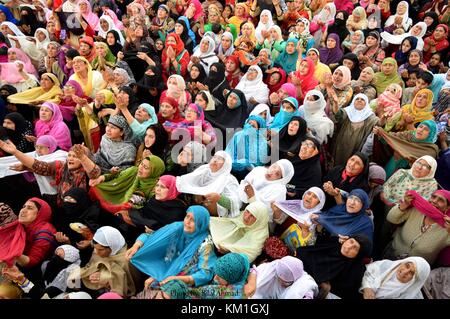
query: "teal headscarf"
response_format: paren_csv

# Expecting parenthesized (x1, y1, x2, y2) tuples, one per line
(413, 120, 438, 143)
(270, 97, 300, 131)
(213, 253, 250, 285)
(131, 205, 215, 283)
(160, 279, 189, 299)
(129, 103, 158, 139)
(274, 38, 299, 74)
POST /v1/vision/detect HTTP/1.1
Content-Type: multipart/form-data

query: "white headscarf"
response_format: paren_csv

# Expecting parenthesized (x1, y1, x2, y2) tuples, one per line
(361, 257, 430, 299)
(250, 104, 273, 127)
(1, 22, 25, 36)
(166, 74, 188, 111)
(93, 226, 126, 256)
(344, 93, 375, 123)
(381, 22, 427, 51)
(411, 156, 437, 180)
(217, 32, 235, 57)
(252, 256, 318, 299)
(9, 27, 50, 62)
(301, 90, 334, 144)
(236, 65, 269, 104)
(255, 10, 274, 42)
(384, 1, 413, 31)
(192, 36, 219, 75)
(314, 3, 336, 24)
(97, 15, 125, 45)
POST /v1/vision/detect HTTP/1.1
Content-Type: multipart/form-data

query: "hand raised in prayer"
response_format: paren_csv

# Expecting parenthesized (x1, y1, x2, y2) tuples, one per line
(71, 144, 87, 159)
(166, 46, 176, 60)
(89, 175, 105, 187)
(1, 265, 25, 283)
(196, 82, 209, 91)
(323, 181, 338, 196)
(25, 135, 37, 143)
(394, 15, 403, 25)
(244, 183, 255, 198)
(144, 277, 156, 289)
(55, 232, 71, 244)
(0, 139, 17, 155)
(323, 73, 333, 87)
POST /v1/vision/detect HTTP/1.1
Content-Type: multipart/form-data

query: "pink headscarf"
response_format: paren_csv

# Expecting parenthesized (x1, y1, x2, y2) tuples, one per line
(97, 292, 123, 299)
(0, 62, 24, 83)
(158, 175, 180, 201)
(275, 256, 304, 282)
(36, 135, 58, 153)
(103, 8, 124, 30)
(34, 102, 72, 151)
(8, 48, 38, 77)
(377, 84, 402, 117)
(406, 190, 450, 228)
(333, 65, 352, 90)
(280, 83, 297, 98)
(79, 0, 100, 27)
(187, 0, 203, 21)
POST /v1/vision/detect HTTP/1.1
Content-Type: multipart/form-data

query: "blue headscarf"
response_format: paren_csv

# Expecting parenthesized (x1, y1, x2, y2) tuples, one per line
(225, 115, 268, 171)
(131, 205, 214, 282)
(178, 16, 197, 46)
(270, 97, 300, 131)
(317, 189, 373, 240)
(274, 38, 299, 74)
(0, 5, 18, 24)
(213, 253, 250, 285)
(413, 120, 438, 143)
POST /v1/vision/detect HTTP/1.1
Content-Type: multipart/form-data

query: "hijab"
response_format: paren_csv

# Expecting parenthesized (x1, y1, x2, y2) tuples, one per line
(0, 203, 26, 266)
(402, 89, 434, 125)
(373, 58, 402, 95)
(7, 48, 37, 77)
(278, 116, 308, 155)
(270, 97, 301, 131)
(395, 36, 418, 66)
(250, 103, 273, 127)
(255, 10, 275, 43)
(106, 30, 123, 56)
(192, 36, 219, 75)
(381, 22, 427, 51)
(320, 33, 344, 65)
(34, 102, 72, 151)
(3, 112, 34, 152)
(333, 65, 352, 90)
(264, 67, 287, 94)
(291, 57, 318, 98)
(275, 38, 299, 75)
(301, 90, 334, 144)
(7, 72, 62, 105)
(217, 32, 235, 57)
(79, 0, 99, 27)
(235, 65, 269, 104)
(385, 1, 412, 30)
(344, 93, 374, 123)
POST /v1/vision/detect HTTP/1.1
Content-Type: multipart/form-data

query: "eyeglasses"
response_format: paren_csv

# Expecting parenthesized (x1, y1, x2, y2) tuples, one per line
(347, 195, 362, 204)
(301, 141, 316, 149)
(63, 85, 74, 90)
(414, 161, 431, 170)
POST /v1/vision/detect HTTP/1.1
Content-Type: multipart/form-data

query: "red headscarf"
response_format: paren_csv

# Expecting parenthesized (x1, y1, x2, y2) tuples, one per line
(0, 203, 26, 266)
(79, 36, 97, 62)
(406, 190, 450, 228)
(158, 175, 180, 201)
(162, 33, 185, 61)
(158, 95, 183, 123)
(264, 67, 287, 94)
(187, 0, 203, 20)
(288, 57, 318, 102)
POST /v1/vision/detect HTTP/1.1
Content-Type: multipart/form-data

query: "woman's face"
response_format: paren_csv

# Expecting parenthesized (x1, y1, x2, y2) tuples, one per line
(135, 106, 151, 123)
(144, 128, 156, 148)
(40, 75, 54, 91)
(307, 50, 318, 63)
(18, 201, 39, 226)
(346, 194, 363, 213)
(114, 72, 126, 86)
(160, 102, 176, 119)
(396, 262, 416, 283)
(154, 180, 170, 201)
(36, 30, 46, 42)
(246, 69, 258, 81)
(352, 13, 361, 23)
(433, 26, 446, 40)
(343, 59, 355, 70)
(303, 191, 320, 209)
(340, 238, 361, 258)
(365, 35, 377, 47)
(401, 40, 412, 53)
(382, 62, 395, 75)
(184, 106, 198, 122)
(265, 163, 282, 181)
(174, 22, 184, 36)
(287, 119, 300, 136)
(47, 21, 56, 34)
(79, 2, 88, 13)
(278, 88, 289, 99)
(134, 26, 143, 37)
(93, 243, 112, 258)
(411, 25, 423, 37)
(243, 210, 257, 226)
(221, 36, 231, 50)
(1, 25, 13, 35)
(298, 140, 318, 160)
(195, 94, 207, 109)
(261, 13, 269, 24)
(0, 12, 6, 23)
(269, 72, 281, 85)
(299, 60, 309, 76)
(359, 68, 373, 82)
(209, 154, 225, 173)
(414, 92, 428, 108)
(2, 118, 15, 130)
(35, 144, 51, 156)
(270, 28, 279, 39)
(100, 18, 109, 32)
(168, 77, 178, 86)
(353, 96, 366, 110)
(106, 32, 116, 45)
(39, 105, 53, 122)
(296, 21, 305, 34)
(345, 155, 364, 176)
(183, 212, 196, 233)
(282, 101, 295, 113)
(67, 151, 81, 170)
(225, 59, 237, 72)
(351, 32, 361, 43)
(412, 159, 432, 178)
(7, 50, 17, 61)
(236, 5, 245, 16)
(79, 42, 92, 56)
(242, 24, 252, 37)
(137, 158, 152, 178)
(326, 37, 336, 49)
(397, 2, 407, 15)
(155, 39, 164, 50)
(258, 50, 269, 61)
(47, 44, 58, 58)
(285, 42, 296, 54)
(332, 69, 344, 85)
(408, 51, 421, 65)
(95, 45, 106, 57)
(105, 122, 123, 140)
(208, 11, 219, 23)
(157, 8, 167, 19)
(424, 16, 434, 27)
(166, 36, 177, 47)
(63, 83, 76, 96)
(227, 93, 239, 108)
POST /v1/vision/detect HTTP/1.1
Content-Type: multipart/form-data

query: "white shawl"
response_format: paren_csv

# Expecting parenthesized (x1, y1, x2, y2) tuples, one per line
(250, 104, 273, 127)
(13, 28, 50, 63)
(93, 226, 126, 256)
(361, 257, 431, 299)
(381, 22, 427, 51)
(97, 15, 125, 45)
(301, 89, 334, 144)
(384, 1, 413, 31)
(191, 36, 219, 75)
(343, 93, 375, 123)
(255, 10, 275, 43)
(236, 65, 269, 104)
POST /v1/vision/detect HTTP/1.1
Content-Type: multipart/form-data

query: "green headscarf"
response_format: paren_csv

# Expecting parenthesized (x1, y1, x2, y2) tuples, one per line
(93, 155, 165, 209)
(160, 280, 188, 299)
(226, 24, 238, 41)
(91, 42, 117, 70)
(412, 120, 438, 143)
(373, 58, 403, 95)
(213, 253, 250, 285)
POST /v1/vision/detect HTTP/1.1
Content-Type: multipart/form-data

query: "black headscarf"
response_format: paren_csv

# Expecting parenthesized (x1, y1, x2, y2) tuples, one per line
(119, 86, 140, 115)
(43, 254, 73, 286)
(286, 137, 322, 198)
(186, 63, 207, 86)
(297, 234, 372, 299)
(136, 66, 164, 108)
(340, 53, 361, 80)
(62, 188, 100, 232)
(277, 116, 308, 158)
(327, 11, 350, 44)
(4, 112, 34, 152)
(206, 62, 230, 104)
(18, 6, 42, 35)
(423, 12, 439, 37)
(144, 123, 168, 159)
(176, 18, 194, 53)
(205, 89, 249, 135)
(107, 30, 123, 56)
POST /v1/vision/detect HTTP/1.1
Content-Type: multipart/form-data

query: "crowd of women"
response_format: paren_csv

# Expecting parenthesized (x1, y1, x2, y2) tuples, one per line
(0, 0, 449, 300)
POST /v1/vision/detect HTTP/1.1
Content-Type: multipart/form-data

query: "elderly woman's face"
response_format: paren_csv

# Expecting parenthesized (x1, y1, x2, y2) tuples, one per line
(246, 69, 258, 81)
(95, 45, 106, 57)
(47, 44, 58, 57)
(411, 25, 423, 37)
(243, 210, 257, 226)
(360, 68, 373, 82)
(346, 194, 363, 213)
(340, 238, 360, 258)
(100, 18, 109, 32)
(7, 50, 17, 61)
(265, 163, 282, 181)
(382, 62, 395, 75)
(353, 96, 367, 110)
(396, 262, 416, 283)
(79, 42, 92, 56)
(40, 75, 54, 91)
(209, 154, 225, 173)
(303, 191, 320, 209)
(411, 158, 432, 178)
(332, 69, 344, 85)
(221, 36, 232, 49)
(414, 92, 429, 108)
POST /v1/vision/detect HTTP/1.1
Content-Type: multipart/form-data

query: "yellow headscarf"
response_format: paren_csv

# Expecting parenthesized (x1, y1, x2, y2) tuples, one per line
(401, 89, 434, 125)
(72, 56, 94, 97)
(0, 282, 23, 299)
(7, 73, 62, 105)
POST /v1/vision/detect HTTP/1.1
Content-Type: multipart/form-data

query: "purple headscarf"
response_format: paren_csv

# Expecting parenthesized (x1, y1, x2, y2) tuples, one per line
(276, 256, 304, 282)
(319, 33, 344, 65)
